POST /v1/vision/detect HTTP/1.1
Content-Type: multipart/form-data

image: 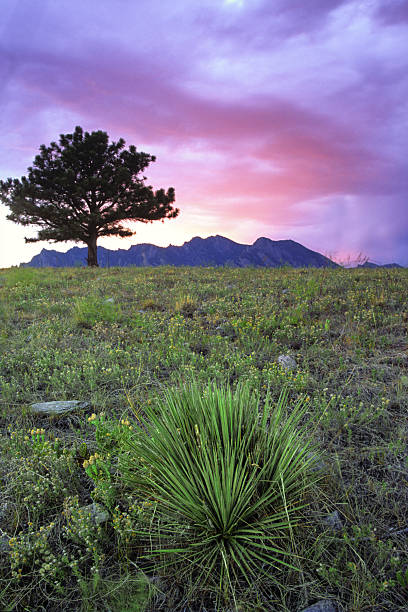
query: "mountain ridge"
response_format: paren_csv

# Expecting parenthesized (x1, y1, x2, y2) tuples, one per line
(357, 261, 402, 269)
(21, 235, 342, 268)
(20, 236, 404, 268)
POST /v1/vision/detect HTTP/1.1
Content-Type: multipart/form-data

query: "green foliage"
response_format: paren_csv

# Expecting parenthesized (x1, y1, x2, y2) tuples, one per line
(4, 427, 78, 521)
(0, 266, 407, 610)
(396, 568, 408, 590)
(78, 574, 151, 612)
(0, 126, 178, 266)
(120, 383, 320, 604)
(2, 267, 38, 287)
(73, 296, 122, 327)
(83, 411, 135, 510)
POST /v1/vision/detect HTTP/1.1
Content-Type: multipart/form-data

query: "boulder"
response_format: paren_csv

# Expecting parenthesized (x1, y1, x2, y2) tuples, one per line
(30, 400, 89, 416)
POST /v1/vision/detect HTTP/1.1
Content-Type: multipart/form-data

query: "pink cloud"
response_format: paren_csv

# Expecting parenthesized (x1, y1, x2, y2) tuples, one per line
(0, 0, 407, 266)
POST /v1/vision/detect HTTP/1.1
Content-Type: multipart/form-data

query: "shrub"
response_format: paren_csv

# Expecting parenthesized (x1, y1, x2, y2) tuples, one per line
(120, 383, 321, 605)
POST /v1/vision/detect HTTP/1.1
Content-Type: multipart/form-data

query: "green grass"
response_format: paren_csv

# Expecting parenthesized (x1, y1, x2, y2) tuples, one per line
(0, 265, 407, 611)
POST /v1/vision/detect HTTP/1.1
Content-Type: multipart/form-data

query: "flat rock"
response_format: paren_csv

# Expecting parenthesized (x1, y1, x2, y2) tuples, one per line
(299, 601, 337, 612)
(82, 503, 109, 526)
(278, 354, 297, 370)
(30, 400, 89, 416)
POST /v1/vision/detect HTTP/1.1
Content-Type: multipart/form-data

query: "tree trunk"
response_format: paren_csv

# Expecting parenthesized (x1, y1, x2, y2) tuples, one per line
(87, 235, 98, 267)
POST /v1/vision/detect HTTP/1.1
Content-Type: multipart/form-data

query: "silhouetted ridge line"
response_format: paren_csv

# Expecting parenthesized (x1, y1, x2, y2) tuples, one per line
(21, 236, 340, 268)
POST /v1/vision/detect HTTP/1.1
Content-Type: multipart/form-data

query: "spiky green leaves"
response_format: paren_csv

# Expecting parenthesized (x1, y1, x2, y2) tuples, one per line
(120, 383, 321, 601)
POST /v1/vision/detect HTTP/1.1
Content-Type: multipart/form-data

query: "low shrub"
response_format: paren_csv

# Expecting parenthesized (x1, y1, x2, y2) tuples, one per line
(120, 383, 321, 606)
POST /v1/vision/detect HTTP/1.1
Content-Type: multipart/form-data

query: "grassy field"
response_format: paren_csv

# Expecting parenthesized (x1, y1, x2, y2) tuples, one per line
(0, 265, 407, 611)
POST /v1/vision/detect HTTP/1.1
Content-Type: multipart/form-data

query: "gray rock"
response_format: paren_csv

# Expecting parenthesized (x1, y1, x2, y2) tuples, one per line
(0, 503, 8, 529)
(0, 529, 10, 554)
(278, 354, 297, 370)
(215, 324, 231, 337)
(30, 400, 89, 416)
(82, 503, 109, 526)
(105, 297, 115, 303)
(306, 452, 325, 473)
(299, 601, 337, 612)
(322, 510, 343, 532)
(388, 525, 408, 536)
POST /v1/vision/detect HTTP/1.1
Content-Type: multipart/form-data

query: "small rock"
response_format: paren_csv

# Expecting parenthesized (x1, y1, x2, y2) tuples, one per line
(322, 510, 343, 532)
(278, 354, 297, 370)
(388, 525, 408, 536)
(105, 297, 115, 303)
(215, 324, 237, 339)
(0, 503, 8, 529)
(82, 503, 109, 526)
(282, 289, 289, 294)
(30, 400, 89, 416)
(299, 600, 338, 612)
(0, 529, 10, 554)
(306, 452, 325, 473)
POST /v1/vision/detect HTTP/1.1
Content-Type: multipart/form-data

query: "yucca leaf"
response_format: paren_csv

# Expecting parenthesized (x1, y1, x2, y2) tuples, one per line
(119, 381, 321, 602)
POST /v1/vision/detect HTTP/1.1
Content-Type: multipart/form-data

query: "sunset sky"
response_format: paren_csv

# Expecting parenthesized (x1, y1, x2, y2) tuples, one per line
(1, 0, 407, 267)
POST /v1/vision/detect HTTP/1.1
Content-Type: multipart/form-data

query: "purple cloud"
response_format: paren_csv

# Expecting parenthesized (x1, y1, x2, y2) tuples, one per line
(0, 0, 407, 267)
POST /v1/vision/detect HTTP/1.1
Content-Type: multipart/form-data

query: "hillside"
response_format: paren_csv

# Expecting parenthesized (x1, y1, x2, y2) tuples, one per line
(0, 266, 407, 611)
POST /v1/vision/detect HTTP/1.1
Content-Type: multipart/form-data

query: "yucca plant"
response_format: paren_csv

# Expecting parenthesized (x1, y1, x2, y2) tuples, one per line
(120, 383, 321, 604)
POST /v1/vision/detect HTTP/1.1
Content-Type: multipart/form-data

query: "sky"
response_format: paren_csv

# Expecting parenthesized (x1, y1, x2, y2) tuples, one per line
(0, 0, 407, 267)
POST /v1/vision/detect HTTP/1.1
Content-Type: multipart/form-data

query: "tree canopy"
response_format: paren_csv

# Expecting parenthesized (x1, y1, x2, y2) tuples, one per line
(0, 126, 178, 266)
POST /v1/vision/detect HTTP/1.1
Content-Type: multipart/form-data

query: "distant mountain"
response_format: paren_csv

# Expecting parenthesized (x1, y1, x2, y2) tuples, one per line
(357, 261, 403, 269)
(21, 236, 339, 268)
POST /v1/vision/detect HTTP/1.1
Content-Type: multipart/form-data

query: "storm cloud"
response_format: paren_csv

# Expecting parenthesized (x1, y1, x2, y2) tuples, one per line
(1, 0, 407, 266)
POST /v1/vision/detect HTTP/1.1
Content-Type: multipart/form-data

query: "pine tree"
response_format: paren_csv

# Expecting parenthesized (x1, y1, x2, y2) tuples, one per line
(0, 126, 178, 266)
